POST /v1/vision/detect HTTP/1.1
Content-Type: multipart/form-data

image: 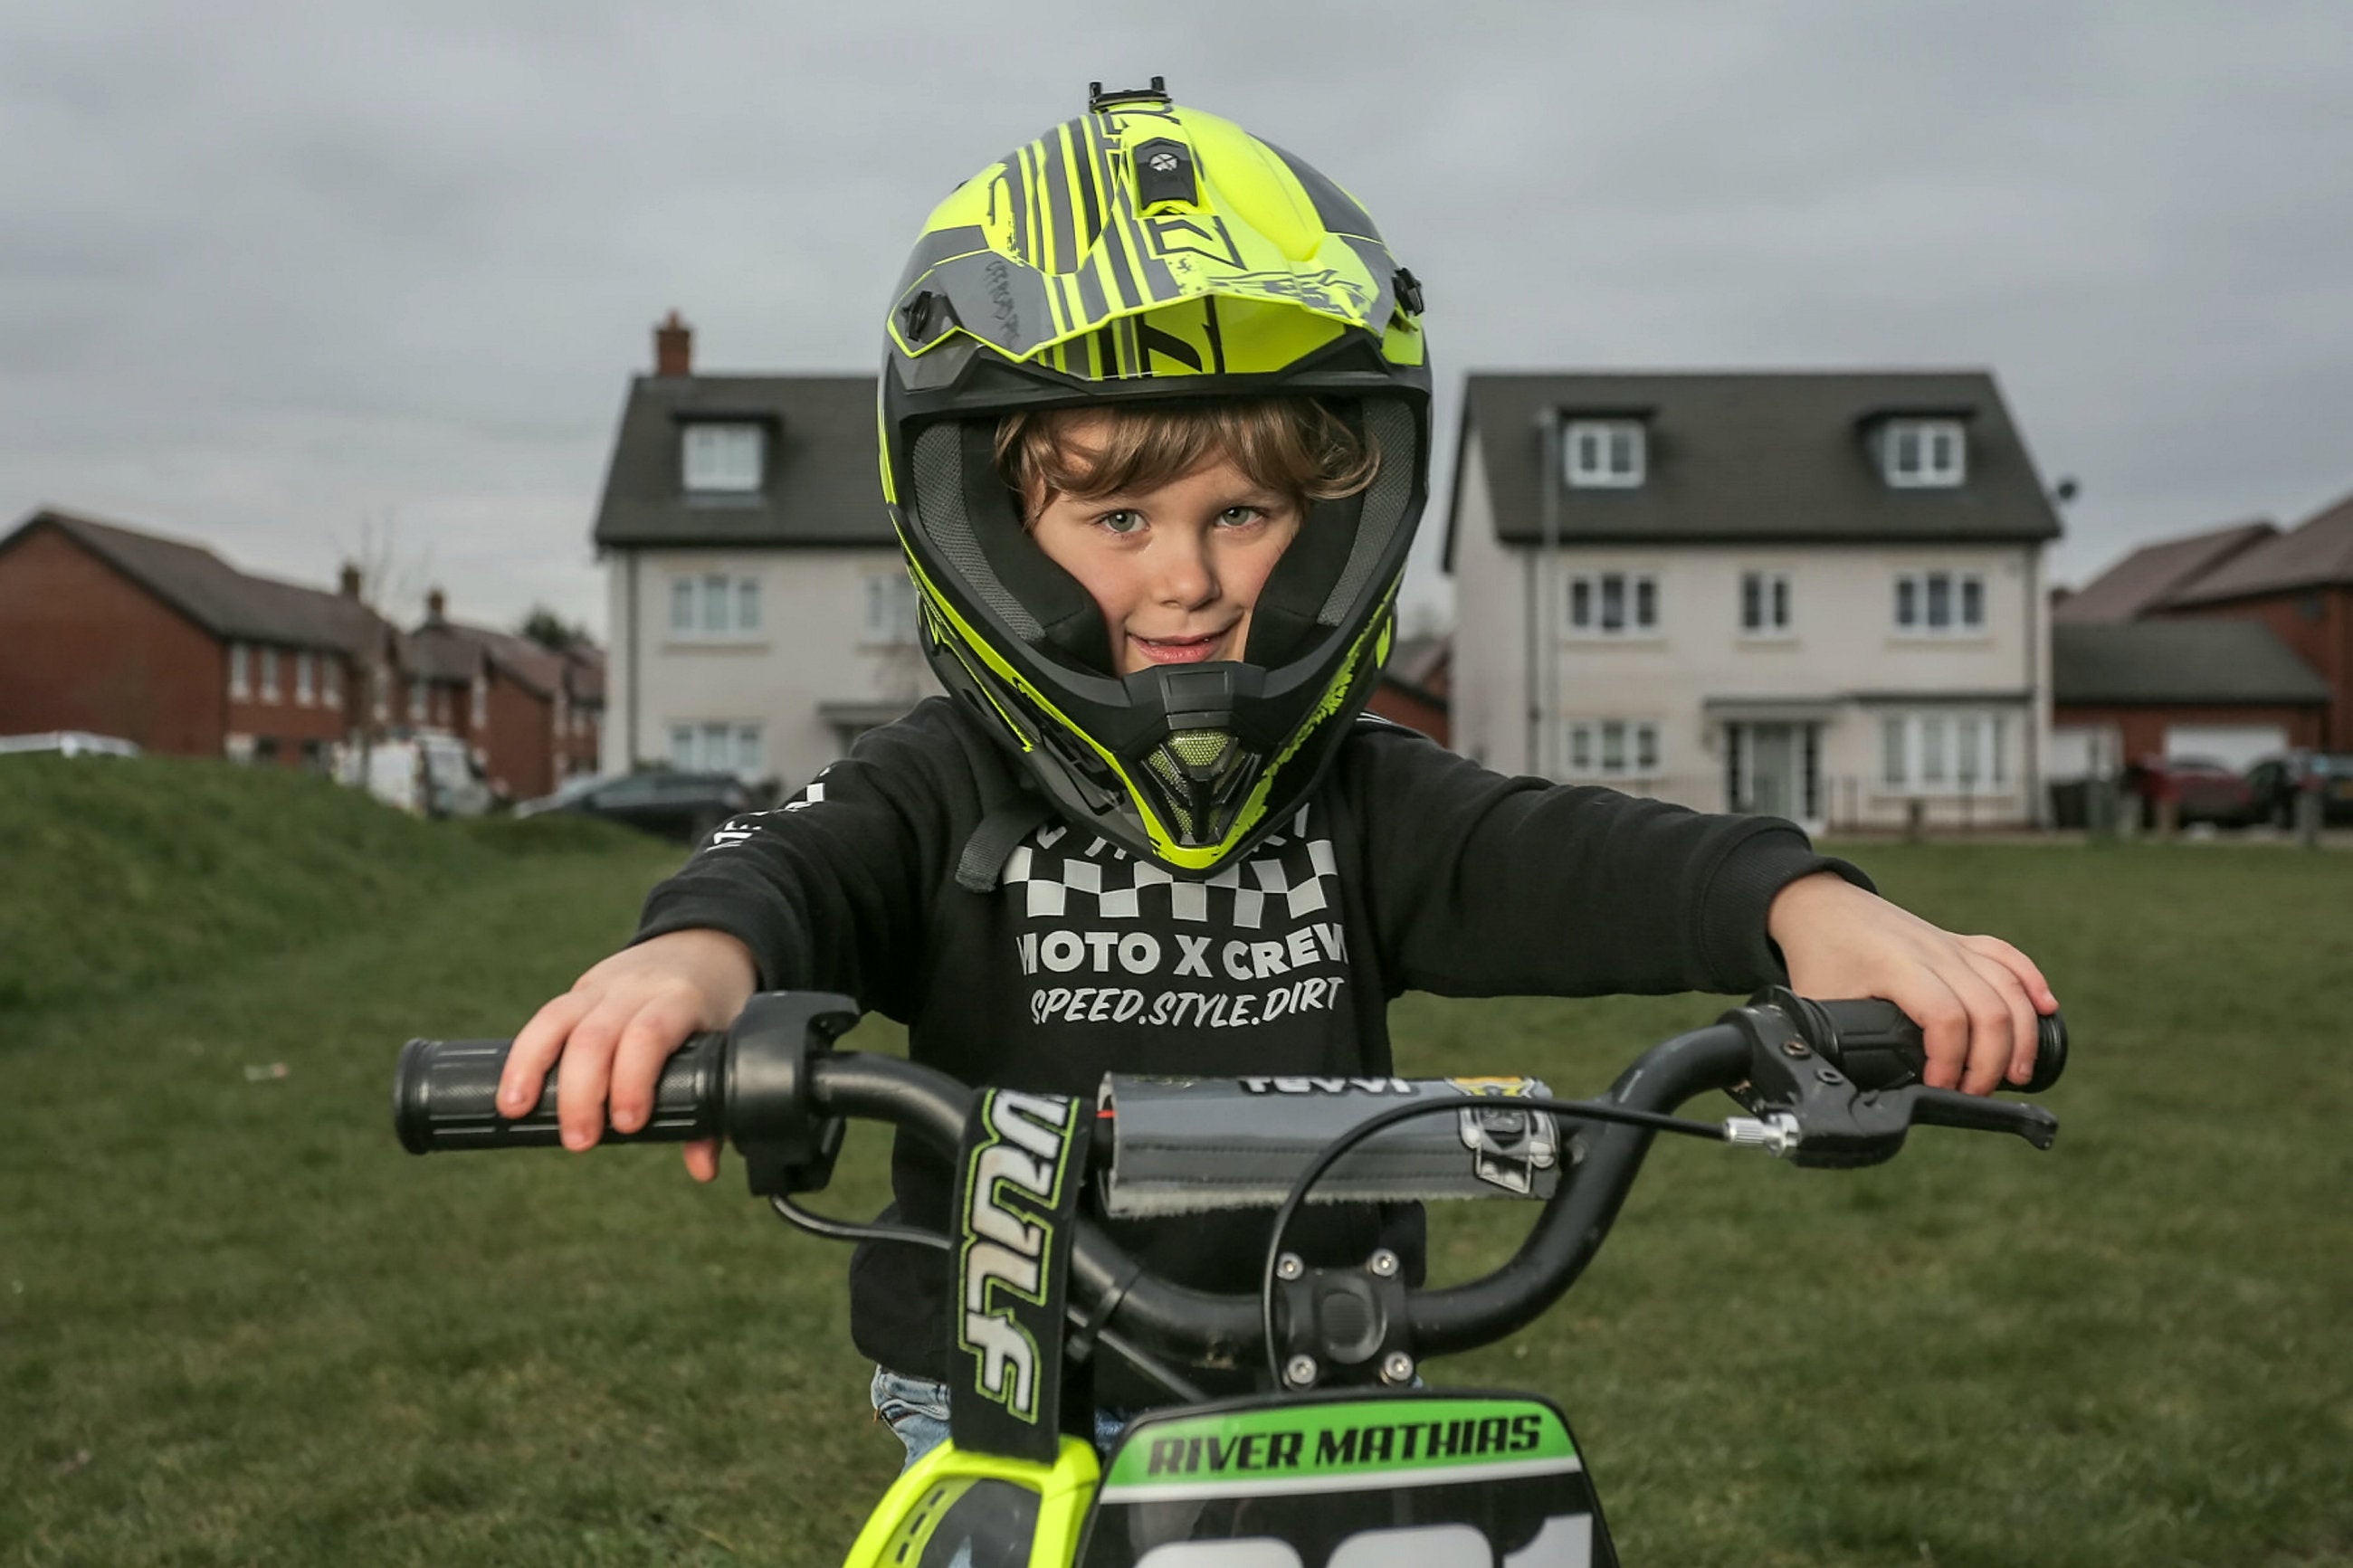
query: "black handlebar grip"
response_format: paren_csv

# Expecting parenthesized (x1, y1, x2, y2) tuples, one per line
(1810, 999, 2067, 1094)
(394, 1032, 727, 1154)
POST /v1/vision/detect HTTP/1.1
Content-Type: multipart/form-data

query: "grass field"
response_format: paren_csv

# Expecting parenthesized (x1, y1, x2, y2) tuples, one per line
(3, 760, 2349, 1565)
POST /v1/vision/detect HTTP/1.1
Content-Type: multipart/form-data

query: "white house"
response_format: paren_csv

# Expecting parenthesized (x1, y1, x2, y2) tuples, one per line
(594, 316, 936, 790)
(1445, 372, 2064, 831)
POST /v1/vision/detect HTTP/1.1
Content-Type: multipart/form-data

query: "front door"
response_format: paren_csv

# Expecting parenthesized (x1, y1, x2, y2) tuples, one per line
(1748, 724, 1798, 819)
(1727, 722, 1819, 822)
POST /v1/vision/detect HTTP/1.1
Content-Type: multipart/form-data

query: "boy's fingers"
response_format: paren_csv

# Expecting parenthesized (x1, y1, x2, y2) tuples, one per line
(1964, 949, 2040, 1087)
(683, 1138, 721, 1183)
(1963, 933, 2057, 1013)
(1910, 979, 1973, 1092)
(1948, 965, 2020, 1097)
(556, 1001, 629, 1152)
(501, 991, 591, 1117)
(608, 995, 699, 1134)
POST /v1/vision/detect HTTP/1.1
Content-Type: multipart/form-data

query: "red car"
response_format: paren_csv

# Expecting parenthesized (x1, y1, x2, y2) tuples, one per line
(2120, 755, 2259, 829)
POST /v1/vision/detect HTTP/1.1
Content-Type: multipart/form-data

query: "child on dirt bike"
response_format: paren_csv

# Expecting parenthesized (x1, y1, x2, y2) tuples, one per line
(496, 84, 2057, 1464)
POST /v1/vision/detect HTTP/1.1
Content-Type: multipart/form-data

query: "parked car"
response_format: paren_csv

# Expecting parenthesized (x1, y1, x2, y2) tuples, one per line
(2244, 753, 2353, 828)
(338, 730, 494, 818)
(2120, 755, 2260, 829)
(514, 770, 757, 843)
(0, 730, 140, 758)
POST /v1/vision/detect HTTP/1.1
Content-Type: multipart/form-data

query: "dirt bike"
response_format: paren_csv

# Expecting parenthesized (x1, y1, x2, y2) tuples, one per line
(395, 986, 2065, 1567)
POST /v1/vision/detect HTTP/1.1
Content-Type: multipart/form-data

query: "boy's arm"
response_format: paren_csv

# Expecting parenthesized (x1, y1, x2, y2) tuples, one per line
(1345, 724, 2053, 1090)
(498, 708, 968, 1174)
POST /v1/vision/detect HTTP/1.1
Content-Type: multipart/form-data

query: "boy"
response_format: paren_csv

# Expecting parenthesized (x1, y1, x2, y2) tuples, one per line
(498, 87, 2055, 1459)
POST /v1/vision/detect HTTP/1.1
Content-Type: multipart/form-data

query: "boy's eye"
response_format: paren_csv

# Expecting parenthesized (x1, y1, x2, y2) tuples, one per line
(1217, 506, 1267, 527)
(1095, 509, 1145, 535)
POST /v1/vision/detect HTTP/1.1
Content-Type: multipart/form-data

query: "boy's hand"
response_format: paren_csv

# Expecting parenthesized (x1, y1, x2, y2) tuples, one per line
(497, 929, 758, 1182)
(1766, 872, 2056, 1095)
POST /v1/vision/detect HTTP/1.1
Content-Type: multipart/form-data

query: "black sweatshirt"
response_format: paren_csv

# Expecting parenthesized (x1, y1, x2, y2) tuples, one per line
(634, 698, 1862, 1395)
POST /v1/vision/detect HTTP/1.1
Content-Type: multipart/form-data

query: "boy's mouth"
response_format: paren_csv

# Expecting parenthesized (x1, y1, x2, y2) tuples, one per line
(1127, 626, 1237, 666)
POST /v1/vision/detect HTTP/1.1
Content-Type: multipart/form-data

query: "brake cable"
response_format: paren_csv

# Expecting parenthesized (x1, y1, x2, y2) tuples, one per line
(1258, 1097, 1729, 1386)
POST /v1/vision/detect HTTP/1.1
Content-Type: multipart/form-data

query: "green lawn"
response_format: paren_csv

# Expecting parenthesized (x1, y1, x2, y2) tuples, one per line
(3, 789, 2348, 1564)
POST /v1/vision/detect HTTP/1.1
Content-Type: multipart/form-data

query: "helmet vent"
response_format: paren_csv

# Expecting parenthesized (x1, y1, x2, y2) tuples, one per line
(1166, 728, 1231, 769)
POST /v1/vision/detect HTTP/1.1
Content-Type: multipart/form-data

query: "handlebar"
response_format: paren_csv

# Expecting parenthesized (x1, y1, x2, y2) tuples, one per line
(395, 990, 2065, 1374)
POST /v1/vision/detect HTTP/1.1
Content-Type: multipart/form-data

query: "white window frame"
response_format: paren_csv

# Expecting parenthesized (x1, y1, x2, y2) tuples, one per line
(1893, 570, 1987, 636)
(323, 657, 343, 708)
(228, 642, 251, 700)
(295, 651, 316, 706)
(668, 572, 764, 641)
(1564, 419, 1644, 489)
(1565, 571, 1660, 638)
(681, 423, 764, 494)
(257, 647, 279, 702)
(1879, 711, 2012, 794)
(470, 674, 488, 729)
(1739, 570, 1793, 637)
(669, 720, 764, 778)
(862, 570, 921, 647)
(1881, 418, 1967, 488)
(409, 677, 429, 725)
(1563, 717, 1661, 780)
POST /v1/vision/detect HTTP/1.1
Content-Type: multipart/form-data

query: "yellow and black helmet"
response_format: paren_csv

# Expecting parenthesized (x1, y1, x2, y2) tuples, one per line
(880, 79, 1431, 874)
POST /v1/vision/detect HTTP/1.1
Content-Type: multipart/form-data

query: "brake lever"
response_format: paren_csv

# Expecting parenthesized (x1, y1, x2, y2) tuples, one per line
(1719, 995, 2061, 1167)
(1910, 1086, 2058, 1151)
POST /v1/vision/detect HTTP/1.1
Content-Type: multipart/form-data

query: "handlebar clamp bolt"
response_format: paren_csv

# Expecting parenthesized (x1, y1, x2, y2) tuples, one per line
(1815, 1066, 1846, 1085)
(1276, 1253, 1306, 1282)
(1285, 1354, 1319, 1388)
(1382, 1352, 1415, 1385)
(1781, 1040, 1811, 1058)
(1367, 1249, 1401, 1278)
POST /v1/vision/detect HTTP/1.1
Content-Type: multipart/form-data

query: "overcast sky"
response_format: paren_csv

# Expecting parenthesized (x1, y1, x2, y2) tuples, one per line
(4, 2, 2348, 638)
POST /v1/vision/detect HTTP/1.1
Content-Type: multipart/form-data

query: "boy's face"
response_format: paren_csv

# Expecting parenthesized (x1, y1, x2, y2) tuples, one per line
(1025, 413, 1301, 677)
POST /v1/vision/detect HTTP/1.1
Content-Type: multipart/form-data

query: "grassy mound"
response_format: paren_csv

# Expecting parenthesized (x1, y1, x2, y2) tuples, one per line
(0, 755, 659, 1017)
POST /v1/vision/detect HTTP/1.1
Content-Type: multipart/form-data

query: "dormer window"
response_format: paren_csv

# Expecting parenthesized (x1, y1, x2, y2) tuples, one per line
(681, 423, 764, 494)
(1564, 419, 1645, 489)
(1880, 418, 1965, 488)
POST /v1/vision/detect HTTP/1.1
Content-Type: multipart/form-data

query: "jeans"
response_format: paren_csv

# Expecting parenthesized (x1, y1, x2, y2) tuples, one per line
(872, 1366, 1138, 1472)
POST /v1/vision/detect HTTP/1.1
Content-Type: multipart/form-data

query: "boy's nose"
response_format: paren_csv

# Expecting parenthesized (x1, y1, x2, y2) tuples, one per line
(1151, 531, 1218, 607)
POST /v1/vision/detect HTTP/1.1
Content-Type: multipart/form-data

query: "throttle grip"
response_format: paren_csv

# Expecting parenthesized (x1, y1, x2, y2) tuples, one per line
(394, 1032, 727, 1154)
(1808, 997, 2067, 1094)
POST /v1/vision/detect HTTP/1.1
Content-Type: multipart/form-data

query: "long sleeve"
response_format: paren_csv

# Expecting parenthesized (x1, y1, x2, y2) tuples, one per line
(631, 702, 988, 1022)
(1337, 720, 1870, 998)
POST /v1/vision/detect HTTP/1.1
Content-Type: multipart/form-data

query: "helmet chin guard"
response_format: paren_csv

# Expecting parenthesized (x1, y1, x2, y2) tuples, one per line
(880, 84, 1431, 874)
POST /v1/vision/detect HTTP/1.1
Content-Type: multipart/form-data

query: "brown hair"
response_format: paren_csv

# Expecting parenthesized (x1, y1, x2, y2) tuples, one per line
(995, 399, 1378, 522)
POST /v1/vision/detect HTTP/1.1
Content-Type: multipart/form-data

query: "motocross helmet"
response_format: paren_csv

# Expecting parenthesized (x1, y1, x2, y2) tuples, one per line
(880, 78, 1432, 874)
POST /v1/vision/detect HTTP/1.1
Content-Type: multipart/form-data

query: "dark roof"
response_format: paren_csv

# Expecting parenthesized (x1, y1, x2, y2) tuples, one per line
(2053, 518, 2277, 623)
(590, 374, 888, 549)
(2053, 621, 2329, 706)
(410, 618, 571, 698)
(2166, 491, 2353, 605)
(1444, 371, 2063, 567)
(3, 508, 398, 655)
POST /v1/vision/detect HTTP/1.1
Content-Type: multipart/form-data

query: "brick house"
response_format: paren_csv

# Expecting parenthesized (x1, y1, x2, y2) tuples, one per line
(2156, 492, 2353, 748)
(2051, 621, 2327, 779)
(2049, 518, 2318, 774)
(406, 591, 606, 802)
(0, 508, 403, 768)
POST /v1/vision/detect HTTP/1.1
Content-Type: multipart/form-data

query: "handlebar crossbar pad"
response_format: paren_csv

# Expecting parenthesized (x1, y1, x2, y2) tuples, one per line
(1100, 1075, 1560, 1216)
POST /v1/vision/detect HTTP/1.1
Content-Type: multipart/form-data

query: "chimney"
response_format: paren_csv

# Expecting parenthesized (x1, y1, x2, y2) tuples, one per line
(425, 587, 447, 624)
(654, 309, 692, 377)
(338, 561, 363, 599)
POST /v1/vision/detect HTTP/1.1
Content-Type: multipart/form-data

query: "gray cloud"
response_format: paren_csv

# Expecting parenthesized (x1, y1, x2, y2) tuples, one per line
(2, 0, 2348, 636)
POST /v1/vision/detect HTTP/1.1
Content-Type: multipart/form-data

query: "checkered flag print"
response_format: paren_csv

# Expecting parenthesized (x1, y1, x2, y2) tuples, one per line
(1000, 807, 1337, 930)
